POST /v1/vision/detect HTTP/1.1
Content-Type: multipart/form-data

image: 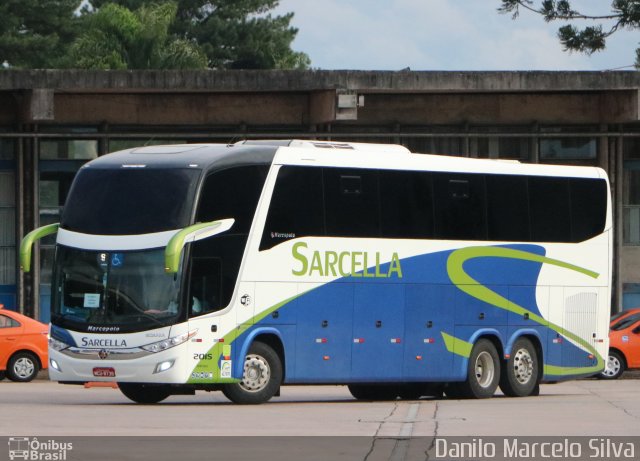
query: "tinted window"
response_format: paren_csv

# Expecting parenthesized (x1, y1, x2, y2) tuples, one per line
(62, 168, 200, 235)
(529, 177, 571, 242)
(611, 313, 640, 331)
(324, 168, 380, 238)
(196, 166, 268, 233)
(0, 314, 19, 328)
(486, 175, 530, 241)
(193, 166, 268, 308)
(260, 166, 324, 250)
(570, 178, 607, 242)
(189, 236, 245, 311)
(260, 167, 606, 247)
(188, 256, 223, 317)
(434, 173, 486, 240)
(380, 170, 433, 238)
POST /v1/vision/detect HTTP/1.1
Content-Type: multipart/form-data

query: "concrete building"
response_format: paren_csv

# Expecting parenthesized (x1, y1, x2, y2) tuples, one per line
(1, 69, 639, 320)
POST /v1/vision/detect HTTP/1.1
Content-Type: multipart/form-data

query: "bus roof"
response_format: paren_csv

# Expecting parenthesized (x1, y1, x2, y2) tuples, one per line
(85, 141, 606, 180)
(82, 143, 278, 172)
(272, 142, 606, 180)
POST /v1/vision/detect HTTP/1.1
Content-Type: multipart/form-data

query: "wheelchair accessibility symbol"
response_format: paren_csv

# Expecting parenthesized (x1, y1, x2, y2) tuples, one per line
(111, 253, 124, 267)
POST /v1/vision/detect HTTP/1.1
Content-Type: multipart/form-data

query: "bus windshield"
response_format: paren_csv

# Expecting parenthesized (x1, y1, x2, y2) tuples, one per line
(61, 168, 200, 235)
(51, 246, 184, 333)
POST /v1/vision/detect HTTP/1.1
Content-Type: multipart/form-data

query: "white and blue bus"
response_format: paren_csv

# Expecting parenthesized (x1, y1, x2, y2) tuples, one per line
(21, 140, 612, 404)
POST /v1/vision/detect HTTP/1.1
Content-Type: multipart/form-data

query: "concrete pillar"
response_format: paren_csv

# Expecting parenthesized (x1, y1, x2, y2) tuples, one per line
(615, 134, 624, 312)
(17, 127, 38, 318)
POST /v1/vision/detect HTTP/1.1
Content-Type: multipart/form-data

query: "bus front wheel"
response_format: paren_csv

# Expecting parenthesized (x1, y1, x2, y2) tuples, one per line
(222, 341, 282, 404)
(499, 337, 539, 397)
(119, 383, 172, 404)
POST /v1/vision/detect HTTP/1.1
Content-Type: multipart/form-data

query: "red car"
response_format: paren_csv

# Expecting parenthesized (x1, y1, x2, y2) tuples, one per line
(0, 304, 48, 382)
(599, 308, 640, 379)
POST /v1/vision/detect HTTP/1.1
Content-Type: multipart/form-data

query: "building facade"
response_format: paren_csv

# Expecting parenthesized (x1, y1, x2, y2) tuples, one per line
(0, 69, 639, 320)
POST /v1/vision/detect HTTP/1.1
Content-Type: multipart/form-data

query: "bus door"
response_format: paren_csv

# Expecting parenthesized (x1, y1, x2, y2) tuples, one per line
(187, 256, 227, 381)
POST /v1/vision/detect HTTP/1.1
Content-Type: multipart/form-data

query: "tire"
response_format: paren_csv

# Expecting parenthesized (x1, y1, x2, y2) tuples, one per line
(599, 350, 625, 380)
(444, 383, 467, 399)
(222, 341, 282, 404)
(7, 352, 40, 382)
(118, 383, 172, 404)
(499, 337, 539, 397)
(397, 384, 424, 400)
(450, 339, 500, 399)
(0, 371, 5, 381)
(348, 384, 399, 401)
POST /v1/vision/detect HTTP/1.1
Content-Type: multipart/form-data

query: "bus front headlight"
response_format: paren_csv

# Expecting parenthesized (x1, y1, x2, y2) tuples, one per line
(49, 336, 70, 352)
(141, 329, 197, 353)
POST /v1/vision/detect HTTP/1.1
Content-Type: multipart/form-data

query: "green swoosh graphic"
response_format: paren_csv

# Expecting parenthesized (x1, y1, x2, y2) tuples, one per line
(446, 246, 604, 375)
(188, 292, 305, 383)
(442, 331, 473, 358)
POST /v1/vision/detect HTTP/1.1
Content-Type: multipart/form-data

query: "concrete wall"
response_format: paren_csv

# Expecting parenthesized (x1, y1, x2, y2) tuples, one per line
(2, 69, 640, 314)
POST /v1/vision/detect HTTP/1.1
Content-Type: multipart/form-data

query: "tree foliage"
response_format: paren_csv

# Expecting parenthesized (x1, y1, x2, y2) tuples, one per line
(499, 1, 640, 67)
(0, 0, 82, 68)
(64, 2, 207, 69)
(90, 0, 310, 69)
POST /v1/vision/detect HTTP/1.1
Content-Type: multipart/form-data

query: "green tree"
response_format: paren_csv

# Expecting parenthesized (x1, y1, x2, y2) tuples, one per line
(65, 2, 207, 69)
(499, 1, 640, 68)
(0, 0, 82, 68)
(90, 0, 310, 69)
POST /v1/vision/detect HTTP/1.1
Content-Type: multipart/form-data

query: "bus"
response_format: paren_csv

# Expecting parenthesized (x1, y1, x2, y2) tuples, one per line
(20, 140, 612, 404)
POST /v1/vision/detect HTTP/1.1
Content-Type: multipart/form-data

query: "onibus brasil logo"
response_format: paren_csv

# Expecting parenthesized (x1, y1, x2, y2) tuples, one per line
(8, 437, 72, 461)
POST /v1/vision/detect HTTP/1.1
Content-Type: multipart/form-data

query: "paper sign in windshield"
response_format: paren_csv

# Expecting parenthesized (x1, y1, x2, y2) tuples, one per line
(84, 293, 101, 308)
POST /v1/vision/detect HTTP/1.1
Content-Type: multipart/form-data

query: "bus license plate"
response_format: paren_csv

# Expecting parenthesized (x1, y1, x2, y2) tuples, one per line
(93, 367, 116, 377)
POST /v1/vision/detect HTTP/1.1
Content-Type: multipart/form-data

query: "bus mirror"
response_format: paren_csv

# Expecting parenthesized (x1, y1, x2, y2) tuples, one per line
(20, 223, 60, 273)
(164, 218, 235, 273)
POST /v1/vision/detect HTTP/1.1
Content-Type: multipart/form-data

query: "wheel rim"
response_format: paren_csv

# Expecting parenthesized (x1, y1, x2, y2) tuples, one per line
(513, 347, 534, 384)
(240, 354, 270, 392)
(474, 351, 495, 388)
(14, 357, 35, 379)
(603, 355, 621, 377)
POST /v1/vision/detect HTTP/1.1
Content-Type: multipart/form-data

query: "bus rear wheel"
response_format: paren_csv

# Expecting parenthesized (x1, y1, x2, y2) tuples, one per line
(118, 383, 172, 404)
(447, 339, 500, 399)
(222, 341, 282, 404)
(499, 337, 539, 397)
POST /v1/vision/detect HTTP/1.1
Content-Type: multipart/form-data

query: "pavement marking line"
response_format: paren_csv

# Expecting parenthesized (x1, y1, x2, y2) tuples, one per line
(390, 402, 421, 461)
(399, 402, 420, 438)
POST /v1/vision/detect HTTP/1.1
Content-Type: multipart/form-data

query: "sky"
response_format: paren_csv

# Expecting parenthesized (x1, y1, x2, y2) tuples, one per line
(273, 0, 639, 71)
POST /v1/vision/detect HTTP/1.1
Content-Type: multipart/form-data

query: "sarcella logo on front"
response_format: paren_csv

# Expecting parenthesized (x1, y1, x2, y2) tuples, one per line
(7, 437, 72, 461)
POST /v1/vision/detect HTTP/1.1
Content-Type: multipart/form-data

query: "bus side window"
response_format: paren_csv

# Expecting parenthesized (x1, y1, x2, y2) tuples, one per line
(188, 257, 222, 317)
(324, 168, 380, 238)
(570, 178, 607, 242)
(486, 174, 530, 242)
(433, 173, 487, 240)
(196, 166, 269, 233)
(260, 166, 325, 251)
(529, 177, 570, 242)
(379, 170, 434, 239)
